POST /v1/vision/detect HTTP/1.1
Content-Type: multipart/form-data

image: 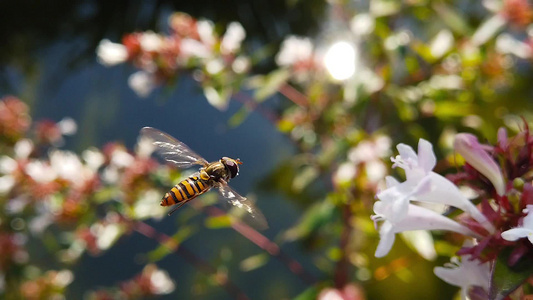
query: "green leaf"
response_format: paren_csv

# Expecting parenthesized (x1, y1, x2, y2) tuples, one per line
(147, 225, 196, 262)
(432, 2, 472, 36)
(489, 248, 533, 300)
(248, 69, 291, 101)
(228, 106, 250, 128)
(239, 253, 269, 272)
(282, 201, 335, 242)
(291, 165, 319, 193)
(205, 215, 233, 229)
(292, 286, 319, 300)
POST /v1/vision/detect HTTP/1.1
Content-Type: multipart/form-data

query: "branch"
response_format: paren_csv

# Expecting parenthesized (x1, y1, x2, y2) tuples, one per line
(133, 221, 250, 300)
(204, 206, 318, 286)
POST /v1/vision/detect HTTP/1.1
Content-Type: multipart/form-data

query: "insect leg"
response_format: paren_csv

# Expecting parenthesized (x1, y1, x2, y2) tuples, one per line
(167, 200, 189, 216)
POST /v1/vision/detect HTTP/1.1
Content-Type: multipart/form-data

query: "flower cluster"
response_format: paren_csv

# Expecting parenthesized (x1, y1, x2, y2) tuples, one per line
(20, 270, 73, 300)
(373, 126, 533, 298)
(0, 95, 174, 296)
(86, 264, 175, 300)
(97, 12, 250, 110)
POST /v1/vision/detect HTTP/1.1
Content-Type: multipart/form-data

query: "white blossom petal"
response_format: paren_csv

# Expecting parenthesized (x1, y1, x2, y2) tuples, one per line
(372, 201, 478, 257)
(221, 22, 246, 54)
(128, 71, 157, 98)
(501, 205, 533, 244)
(96, 39, 128, 66)
(434, 253, 490, 298)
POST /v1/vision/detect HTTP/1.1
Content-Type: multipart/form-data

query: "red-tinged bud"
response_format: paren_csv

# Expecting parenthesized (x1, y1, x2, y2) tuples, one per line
(454, 133, 506, 196)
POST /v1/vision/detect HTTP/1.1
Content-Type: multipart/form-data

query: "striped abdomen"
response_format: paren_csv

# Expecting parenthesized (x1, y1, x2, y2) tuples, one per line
(161, 175, 210, 206)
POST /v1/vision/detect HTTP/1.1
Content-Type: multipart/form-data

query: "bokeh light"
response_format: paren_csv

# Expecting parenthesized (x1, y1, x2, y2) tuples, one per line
(324, 41, 357, 81)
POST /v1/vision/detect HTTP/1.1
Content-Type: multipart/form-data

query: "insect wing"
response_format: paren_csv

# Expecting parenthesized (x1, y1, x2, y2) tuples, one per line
(218, 184, 268, 230)
(140, 127, 208, 168)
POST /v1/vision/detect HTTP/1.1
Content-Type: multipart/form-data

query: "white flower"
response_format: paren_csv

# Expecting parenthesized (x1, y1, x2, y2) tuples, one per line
(276, 36, 314, 67)
(348, 136, 391, 163)
(350, 13, 375, 36)
(372, 200, 478, 257)
(110, 148, 134, 168)
(25, 161, 57, 183)
(203, 86, 231, 111)
(150, 268, 175, 294)
(366, 160, 387, 184)
(133, 189, 167, 220)
(57, 117, 77, 136)
(333, 162, 357, 184)
(197, 20, 216, 45)
(128, 71, 156, 97)
(92, 223, 123, 250)
(136, 135, 155, 159)
(221, 22, 246, 54)
(206, 58, 225, 74)
(14, 139, 33, 159)
(50, 150, 83, 181)
(231, 56, 250, 74)
(377, 138, 494, 233)
(82, 148, 105, 171)
(501, 205, 533, 244)
(0, 156, 17, 174)
(434, 254, 490, 300)
(496, 33, 532, 59)
(0, 176, 15, 194)
(139, 32, 163, 52)
(96, 39, 128, 66)
(430, 29, 454, 58)
(180, 38, 211, 59)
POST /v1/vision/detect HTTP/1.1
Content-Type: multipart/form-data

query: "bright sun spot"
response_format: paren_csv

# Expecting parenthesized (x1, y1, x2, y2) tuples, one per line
(324, 41, 357, 81)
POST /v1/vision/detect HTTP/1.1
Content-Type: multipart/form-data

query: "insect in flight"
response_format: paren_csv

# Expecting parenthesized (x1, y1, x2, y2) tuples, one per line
(140, 127, 268, 229)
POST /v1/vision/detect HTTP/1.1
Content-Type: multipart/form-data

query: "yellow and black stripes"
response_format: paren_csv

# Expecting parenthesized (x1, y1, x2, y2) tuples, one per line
(161, 176, 210, 206)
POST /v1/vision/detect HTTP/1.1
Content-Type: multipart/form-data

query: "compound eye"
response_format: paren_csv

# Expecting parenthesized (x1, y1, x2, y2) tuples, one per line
(223, 157, 240, 178)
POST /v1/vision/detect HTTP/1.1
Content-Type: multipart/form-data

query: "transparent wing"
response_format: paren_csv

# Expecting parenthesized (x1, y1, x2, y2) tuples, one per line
(140, 127, 208, 168)
(217, 183, 268, 230)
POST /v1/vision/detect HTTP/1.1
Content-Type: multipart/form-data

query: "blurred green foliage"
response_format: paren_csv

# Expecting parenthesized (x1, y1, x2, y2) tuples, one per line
(2, 0, 533, 299)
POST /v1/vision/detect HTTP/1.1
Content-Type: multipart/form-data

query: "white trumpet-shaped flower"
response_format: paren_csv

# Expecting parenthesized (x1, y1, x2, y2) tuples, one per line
(501, 205, 533, 244)
(372, 200, 479, 257)
(376, 139, 495, 233)
(434, 254, 490, 300)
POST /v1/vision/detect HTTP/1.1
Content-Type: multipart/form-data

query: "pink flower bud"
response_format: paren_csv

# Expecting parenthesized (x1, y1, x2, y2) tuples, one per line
(454, 133, 505, 196)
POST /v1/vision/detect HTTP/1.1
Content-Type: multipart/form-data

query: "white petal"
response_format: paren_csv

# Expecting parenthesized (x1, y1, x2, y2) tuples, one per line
(139, 32, 163, 52)
(375, 222, 396, 257)
(501, 228, 533, 241)
(57, 117, 77, 136)
(471, 14, 507, 46)
(430, 29, 454, 58)
(396, 143, 417, 163)
(221, 22, 246, 54)
(417, 139, 436, 172)
(0, 176, 15, 194)
(128, 71, 156, 97)
(384, 175, 400, 188)
(14, 139, 33, 159)
(96, 39, 128, 66)
(522, 205, 533, 228)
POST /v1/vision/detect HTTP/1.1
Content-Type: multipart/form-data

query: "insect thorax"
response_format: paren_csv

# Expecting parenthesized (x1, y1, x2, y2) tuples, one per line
(203, 161, 230, 182)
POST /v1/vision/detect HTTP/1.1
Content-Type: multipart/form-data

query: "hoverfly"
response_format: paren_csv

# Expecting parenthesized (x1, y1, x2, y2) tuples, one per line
(140, 127, 268, 229)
